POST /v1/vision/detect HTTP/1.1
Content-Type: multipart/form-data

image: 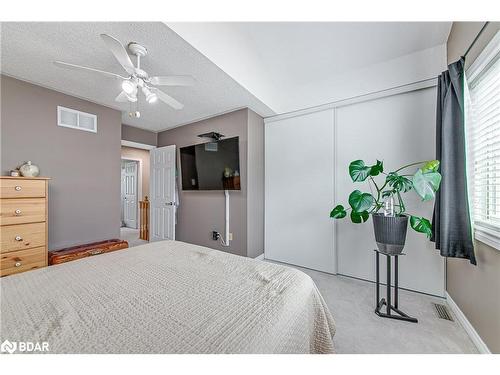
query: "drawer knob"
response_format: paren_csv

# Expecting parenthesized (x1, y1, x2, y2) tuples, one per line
(15, 236, 23, 241)
(15, 186, 22, 191)
(14, 209, 22, 215)
(15, 262, 22, 267)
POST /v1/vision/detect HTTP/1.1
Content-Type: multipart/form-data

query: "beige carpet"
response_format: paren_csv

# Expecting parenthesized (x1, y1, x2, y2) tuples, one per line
(120, 227, 148, 248)
(274, 261, 478, 354)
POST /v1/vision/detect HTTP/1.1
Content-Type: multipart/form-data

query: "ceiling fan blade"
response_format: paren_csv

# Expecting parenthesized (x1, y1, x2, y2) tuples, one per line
(53, 61, 127, 79)
(115, 91, 129, 102)
(152, 88, 184, 110)
(150, 75, 195, 86)
(100, 34, 135, 75)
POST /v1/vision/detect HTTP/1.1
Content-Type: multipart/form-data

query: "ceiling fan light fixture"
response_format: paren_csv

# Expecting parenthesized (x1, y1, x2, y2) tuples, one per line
(55, 33, 192, 111)
(147, 92, 158, 104)
(142, 86, 158, 104)
(122, 79, 136, 95)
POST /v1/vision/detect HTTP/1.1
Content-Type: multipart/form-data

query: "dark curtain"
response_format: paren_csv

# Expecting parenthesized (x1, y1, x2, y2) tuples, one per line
(432, 58, 476, 265)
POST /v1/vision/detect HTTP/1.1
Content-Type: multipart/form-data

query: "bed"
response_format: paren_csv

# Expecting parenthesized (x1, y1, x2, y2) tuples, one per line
(0, 241, 335, 354)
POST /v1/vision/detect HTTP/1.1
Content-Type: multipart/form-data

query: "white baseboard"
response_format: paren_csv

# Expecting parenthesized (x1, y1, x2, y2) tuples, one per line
(445, 292, 491, 354)
(254, 254, 265, 260)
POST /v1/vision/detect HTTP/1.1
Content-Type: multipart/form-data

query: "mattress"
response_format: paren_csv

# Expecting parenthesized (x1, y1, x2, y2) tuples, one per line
(0, 241, 335, 354)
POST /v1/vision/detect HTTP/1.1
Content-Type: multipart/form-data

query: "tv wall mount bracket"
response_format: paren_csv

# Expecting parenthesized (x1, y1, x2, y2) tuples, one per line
(197, 132, 225, 141)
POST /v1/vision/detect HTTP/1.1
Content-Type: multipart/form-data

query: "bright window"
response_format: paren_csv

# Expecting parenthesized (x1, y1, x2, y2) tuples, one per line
(466, 31, 500, 249)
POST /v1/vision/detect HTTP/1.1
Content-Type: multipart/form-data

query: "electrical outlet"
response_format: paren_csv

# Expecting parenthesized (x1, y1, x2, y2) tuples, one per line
(229, 233, 233, 241)
(212, 231, 220, 241)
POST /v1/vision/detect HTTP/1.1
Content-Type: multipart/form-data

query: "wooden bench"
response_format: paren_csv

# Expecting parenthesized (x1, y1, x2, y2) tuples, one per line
(48, 239, 129, 265)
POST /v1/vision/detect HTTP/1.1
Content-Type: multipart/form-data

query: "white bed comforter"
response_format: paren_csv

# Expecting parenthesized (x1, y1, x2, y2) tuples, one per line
(0, 241, 335, 354)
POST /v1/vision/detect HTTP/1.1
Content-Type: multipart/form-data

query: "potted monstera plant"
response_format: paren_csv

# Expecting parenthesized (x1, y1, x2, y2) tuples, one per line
(330, 159, 442, 254)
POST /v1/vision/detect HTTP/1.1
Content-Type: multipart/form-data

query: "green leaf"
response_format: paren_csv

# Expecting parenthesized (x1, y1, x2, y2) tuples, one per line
(330, 205, 347, 219)
(410, 216, 433, 238)
(386, 172, 413, 193)
(348, 190, 375, 212)
(421, 160, 440, 172)
(412, 169, 442, 201)
(369, 160, 384, 176)
(349, 160, 372, 182)
(382, 190, 391, 198)
(382, 190, 395, 198)
(351, 210, 369, 224)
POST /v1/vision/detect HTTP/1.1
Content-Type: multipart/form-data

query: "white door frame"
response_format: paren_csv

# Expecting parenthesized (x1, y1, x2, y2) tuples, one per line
(121, 140, 156, 151)
(121, 158, 142, 229)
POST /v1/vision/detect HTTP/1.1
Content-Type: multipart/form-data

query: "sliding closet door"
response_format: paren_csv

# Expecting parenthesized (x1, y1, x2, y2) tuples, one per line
(265, 109, 335, 273)
(335, 87, 445, 296)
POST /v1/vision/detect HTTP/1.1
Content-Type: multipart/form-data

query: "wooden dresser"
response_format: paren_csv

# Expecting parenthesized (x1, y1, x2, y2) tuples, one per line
(0, 176, 50, 276)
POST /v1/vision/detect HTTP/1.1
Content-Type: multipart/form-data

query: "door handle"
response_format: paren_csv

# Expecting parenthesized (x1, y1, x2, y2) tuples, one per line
(165, 202, 174, 206)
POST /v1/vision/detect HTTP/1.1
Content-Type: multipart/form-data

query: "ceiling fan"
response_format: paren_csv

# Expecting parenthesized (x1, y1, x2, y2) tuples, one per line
(54, 34, 195, 110)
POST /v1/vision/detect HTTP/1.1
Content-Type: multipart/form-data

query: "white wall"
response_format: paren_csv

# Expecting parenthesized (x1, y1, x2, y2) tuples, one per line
(167, 21, 447, 114)
(285, 44, 446, 114)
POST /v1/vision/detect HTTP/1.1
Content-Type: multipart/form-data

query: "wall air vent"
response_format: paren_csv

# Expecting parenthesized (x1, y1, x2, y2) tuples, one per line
(433, 303, 454, 321)
(57, 106, 97, 133)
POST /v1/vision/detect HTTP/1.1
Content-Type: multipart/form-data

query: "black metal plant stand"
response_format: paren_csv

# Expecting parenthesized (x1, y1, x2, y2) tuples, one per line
(374, 249, 418, 323)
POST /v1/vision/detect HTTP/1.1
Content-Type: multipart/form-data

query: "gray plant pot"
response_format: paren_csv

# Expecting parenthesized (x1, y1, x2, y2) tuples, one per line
(372, 213, 408, 255)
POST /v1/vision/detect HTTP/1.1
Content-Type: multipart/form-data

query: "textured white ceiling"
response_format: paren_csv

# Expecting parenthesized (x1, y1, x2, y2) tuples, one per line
(168, 22, 452, 113)
(0, 22, 275, 132)
(1, 22, 453, 130)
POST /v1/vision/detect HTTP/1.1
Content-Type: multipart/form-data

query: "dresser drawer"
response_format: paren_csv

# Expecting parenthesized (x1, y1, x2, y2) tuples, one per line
(0, 222, 46, 253)
(0, 179, 46, 198)
(0, 198, 46, 226)
(0, 246, 46, 276)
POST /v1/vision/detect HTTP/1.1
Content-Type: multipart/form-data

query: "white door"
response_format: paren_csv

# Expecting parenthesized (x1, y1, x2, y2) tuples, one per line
(150, 145, 176, 241)
(122, 161, 138, 229)
(265, 109, 335, 273)
(335, 87, 445, 297)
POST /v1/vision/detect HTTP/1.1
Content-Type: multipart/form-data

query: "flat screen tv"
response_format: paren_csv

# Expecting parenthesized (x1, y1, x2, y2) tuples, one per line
(180, 136, 241, 190)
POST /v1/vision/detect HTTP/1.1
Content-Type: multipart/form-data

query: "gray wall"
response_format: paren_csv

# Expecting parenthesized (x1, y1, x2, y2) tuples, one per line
(446, 22, 500, 353)
(121, 124, 157, 146)
(157, 108, 265, 258)
(246, 109, 265, 258)
(158, 109, 249, 256)
(1, 75, 122, 250)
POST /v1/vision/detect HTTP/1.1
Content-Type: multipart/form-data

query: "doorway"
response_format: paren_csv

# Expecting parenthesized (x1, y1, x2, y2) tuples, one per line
(120, 144, 152, 247)
(121, 159, 140, 229)
(121, 158, 146, 247)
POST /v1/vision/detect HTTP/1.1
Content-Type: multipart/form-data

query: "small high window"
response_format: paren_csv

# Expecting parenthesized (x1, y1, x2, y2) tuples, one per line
(57, 106, 97, 133)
